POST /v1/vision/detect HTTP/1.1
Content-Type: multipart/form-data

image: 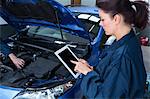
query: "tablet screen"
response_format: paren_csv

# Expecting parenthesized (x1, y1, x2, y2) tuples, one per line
(58, 48, 77, 74)
(54, 45, 80, 78)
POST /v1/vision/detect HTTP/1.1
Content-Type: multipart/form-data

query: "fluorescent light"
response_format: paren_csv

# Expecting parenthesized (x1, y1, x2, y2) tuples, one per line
(89, 16, 100, 22)
(78, 14, 91, 19)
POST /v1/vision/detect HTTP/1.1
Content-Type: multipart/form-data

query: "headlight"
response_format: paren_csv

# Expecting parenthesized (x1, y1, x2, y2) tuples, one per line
(13, 81, 73, 99)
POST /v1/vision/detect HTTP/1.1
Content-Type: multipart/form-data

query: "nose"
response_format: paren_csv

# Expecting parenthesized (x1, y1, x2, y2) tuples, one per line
(99, 20, 103, 27)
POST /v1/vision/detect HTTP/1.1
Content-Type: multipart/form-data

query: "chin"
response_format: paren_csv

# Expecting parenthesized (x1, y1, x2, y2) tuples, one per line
(105, 32, 112, 36)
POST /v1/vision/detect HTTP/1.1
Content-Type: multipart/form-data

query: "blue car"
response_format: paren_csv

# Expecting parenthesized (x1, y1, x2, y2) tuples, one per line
(0, 0, 104, 99)
(67, 5, 100, 37)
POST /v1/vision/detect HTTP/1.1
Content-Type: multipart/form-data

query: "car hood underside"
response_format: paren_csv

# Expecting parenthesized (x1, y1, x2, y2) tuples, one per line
(0, 0, 90, 39)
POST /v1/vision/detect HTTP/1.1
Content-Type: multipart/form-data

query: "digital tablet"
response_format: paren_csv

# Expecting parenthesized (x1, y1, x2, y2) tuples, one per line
(54, 45, 81, 78)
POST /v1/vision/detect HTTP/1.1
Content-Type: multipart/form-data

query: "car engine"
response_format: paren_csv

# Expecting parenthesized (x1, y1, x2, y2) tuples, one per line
(0, 38, 87, 89)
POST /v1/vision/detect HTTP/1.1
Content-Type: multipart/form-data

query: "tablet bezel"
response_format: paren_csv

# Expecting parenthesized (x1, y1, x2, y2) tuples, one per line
(54, 45, 81, 79)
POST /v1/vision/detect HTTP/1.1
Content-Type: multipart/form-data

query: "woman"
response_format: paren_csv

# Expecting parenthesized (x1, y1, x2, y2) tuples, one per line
(71, 0, 149, 98)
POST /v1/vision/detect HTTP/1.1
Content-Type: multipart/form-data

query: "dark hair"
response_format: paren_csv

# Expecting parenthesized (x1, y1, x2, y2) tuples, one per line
(96, 0, 149, 30)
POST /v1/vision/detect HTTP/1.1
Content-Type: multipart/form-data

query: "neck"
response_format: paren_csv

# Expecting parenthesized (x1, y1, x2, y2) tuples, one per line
(114, 25, 131, 41)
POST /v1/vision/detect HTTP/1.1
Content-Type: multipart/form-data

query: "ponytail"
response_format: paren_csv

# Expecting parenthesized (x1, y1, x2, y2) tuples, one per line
(132, 1, 149, 29)
(96, 0, 149, 30)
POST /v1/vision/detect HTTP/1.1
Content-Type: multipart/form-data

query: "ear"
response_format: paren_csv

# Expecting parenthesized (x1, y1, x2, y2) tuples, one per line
(113, 14, 121, 25)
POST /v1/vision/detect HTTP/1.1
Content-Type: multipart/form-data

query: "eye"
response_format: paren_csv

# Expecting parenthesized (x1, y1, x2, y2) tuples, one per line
(100, 18, 104, 22)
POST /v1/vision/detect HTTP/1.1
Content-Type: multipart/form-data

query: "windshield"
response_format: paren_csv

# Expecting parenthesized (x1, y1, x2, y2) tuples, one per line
(27, 26, 89, 44)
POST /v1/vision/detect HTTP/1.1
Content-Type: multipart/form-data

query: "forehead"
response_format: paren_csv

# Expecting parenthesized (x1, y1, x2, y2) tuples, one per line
(99, 9, 111, 18)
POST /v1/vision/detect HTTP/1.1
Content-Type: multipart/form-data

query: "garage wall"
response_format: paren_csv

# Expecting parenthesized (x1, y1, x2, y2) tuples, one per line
(56, 0, 96, 6)
(81, 0, 96, 6)
(142, 46, 150, 72)
(55, 0, 71, 6)
(56, 0, 150, 7)
(140, 24, 150, 41)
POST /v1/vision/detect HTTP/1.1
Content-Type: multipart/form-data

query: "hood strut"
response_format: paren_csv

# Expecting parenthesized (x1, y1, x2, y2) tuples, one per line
(55, 9, 64, 40)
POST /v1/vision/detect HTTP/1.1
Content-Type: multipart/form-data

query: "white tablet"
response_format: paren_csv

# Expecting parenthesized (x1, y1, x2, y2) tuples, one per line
(54, 45, 81, 79)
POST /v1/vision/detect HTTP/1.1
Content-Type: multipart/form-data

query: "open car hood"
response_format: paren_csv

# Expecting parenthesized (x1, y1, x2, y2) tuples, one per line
(0, 0, 90, 39)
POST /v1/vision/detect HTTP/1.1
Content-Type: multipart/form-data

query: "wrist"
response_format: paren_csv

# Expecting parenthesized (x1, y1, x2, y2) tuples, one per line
(9, 53, 17, 61)
(84, 68, 93, 75)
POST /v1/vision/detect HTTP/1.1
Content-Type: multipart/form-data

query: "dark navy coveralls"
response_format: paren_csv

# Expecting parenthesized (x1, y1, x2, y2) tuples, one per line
(81, 30, 146, 98)
(0, 41, 12, 56)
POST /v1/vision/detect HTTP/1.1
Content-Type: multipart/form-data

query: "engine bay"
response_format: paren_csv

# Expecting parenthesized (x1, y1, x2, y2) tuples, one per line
(0, 42, 73, 88)
(0, 26, 89, 89)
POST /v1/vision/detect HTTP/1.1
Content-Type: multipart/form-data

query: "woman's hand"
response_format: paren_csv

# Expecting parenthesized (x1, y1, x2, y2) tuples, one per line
(71, 59, 93, 75)
(9, 53, 25, 69)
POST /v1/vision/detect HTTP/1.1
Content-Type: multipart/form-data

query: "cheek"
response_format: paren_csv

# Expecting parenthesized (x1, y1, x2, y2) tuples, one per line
(104, 22, 114, 35)
(103, 21, 111, 30)
(103, 20, 111, 27)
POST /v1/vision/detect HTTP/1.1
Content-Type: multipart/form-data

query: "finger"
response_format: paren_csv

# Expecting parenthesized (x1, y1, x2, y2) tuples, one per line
(16, 62, 23, 68)
(74, 67, 79, 72)
(78, 59, 87, 64)
(20, 63, 24, 67)
(18, 59, 25, 67)
(21, 60, 25, 66)
(70, 60, 78, 64)
(16, 64, 22, 69)
(74, 68, 77, 72)
(19, 59, 25, 64)
(21, 60, 25, 64)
